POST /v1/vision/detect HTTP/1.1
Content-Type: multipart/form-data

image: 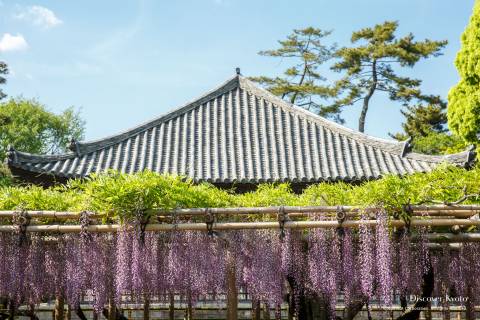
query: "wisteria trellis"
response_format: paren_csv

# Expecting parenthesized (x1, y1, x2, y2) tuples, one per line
(0, 211, 479, 320)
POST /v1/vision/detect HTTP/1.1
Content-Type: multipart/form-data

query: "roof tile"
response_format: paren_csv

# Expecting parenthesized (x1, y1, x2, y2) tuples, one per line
(7, 75, 475, 184)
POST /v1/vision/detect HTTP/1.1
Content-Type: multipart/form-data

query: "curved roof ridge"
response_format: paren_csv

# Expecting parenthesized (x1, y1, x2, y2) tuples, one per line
(75, 74, 240, 155)
(238, 76, 402, 150)
(7, 73, 474, 178)
(237, 76, 473, 165)
(8, 149, 75, 163)
(406, 148, 473, 164)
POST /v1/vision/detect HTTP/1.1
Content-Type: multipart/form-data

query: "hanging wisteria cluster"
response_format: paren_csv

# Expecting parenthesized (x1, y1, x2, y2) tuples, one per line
(0, 211, 480, 319)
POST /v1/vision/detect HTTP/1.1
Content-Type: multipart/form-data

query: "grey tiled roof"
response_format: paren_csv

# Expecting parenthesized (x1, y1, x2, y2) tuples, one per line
(7, 74, 476, 184)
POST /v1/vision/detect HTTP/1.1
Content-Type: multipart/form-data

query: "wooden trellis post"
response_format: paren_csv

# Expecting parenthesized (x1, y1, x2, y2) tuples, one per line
(226, 249, 238, 320)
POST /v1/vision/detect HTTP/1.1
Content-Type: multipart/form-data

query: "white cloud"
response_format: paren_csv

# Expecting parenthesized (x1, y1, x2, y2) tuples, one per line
(0, 33, 28, 52)
(15, 5, 63, 29)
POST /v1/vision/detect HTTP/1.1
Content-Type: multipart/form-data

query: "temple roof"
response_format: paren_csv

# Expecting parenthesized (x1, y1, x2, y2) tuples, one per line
(7, 73, 476, 185)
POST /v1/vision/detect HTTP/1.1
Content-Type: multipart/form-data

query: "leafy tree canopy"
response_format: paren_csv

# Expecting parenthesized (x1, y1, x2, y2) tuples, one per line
(390, 101, 467, 154)
(250, 28, 340, 121)
(331, 21, 447, 132)
(448, 0, 480, 143)
(0, 61, 7, 101)
(0, 98, 85, 160)
(392, 101, 467, 155)
(393, 102, 448, 138)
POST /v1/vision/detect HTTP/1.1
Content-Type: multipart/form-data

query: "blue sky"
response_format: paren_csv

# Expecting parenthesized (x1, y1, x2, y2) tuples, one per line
(0, 0, 475, 141)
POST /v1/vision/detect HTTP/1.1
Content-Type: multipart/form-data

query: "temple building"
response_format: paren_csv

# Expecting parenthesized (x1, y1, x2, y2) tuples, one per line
(7, 71, 476, 191)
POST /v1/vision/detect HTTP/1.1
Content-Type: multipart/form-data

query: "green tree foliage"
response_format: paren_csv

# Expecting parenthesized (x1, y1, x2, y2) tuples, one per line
(0, 98, 85, 160)
(0, 61, 7, 100)
(250, 28, 339, 121)
(331, 21, 447, 132)
(0, 164, 12, 187)
(410, 132, 467, 155)
(394, 103, 448, 138)
(0, 165, 479, 223)
(448, 1, 480, 143)
(392, 102, 467, 155)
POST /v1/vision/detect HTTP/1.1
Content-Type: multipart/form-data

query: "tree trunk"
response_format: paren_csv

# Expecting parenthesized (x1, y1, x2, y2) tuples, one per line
(8, 300, 14, 320)
(287, 289, 294, 320)
(274, 304, 281, 320)
(424, 303, 432, 320)
(290, 63, 308, 104)
(143, 296, 150, 320)
(465, 285, 475, 320)
(186, 292, 193, 320)
(343, 297, 368, 320)
(396, 264, 434, 320)
(108, 299, 116, 320)
(252, 300, 261, 320)
(29, 304, 38, 320)
(74, 306, 88, 320)
(64, 304, 71, 320)
(226, 250, 238, 320)
(359, 59, 377, 133)
(168, 293, 175, 320)
(441, 285, 450, 320)
(54, 296, 64, 320)
(262, 303, 270, 320)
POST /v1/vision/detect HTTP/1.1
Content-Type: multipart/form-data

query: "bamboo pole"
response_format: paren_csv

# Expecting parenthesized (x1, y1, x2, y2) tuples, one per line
(0, 211, 100, 219)
(156, 204, 480, 216)
(1, 218, 480, 233)
(0, 204, 478, 219)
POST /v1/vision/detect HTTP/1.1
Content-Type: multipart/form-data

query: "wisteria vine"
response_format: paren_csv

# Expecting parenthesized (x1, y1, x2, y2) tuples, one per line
(0, 212, 478, 320)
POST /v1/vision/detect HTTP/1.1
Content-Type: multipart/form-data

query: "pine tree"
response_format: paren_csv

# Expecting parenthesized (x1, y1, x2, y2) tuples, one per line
(0, 61, 8, 101)
(391, 101, 466, 155)
(250, 28, 339, 121)
(448, 0, 480, 143)
(392, 102, 447, 140)
(331, 21, 447, 132)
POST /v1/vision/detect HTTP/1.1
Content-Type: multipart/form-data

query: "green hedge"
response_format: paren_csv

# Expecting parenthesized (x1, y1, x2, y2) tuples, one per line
(1, 163, 479, 222)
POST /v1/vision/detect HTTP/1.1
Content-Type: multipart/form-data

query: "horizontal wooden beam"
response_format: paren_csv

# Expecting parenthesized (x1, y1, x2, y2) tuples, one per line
(0, 204, 478, 219)
(1, 218, 480, 234)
